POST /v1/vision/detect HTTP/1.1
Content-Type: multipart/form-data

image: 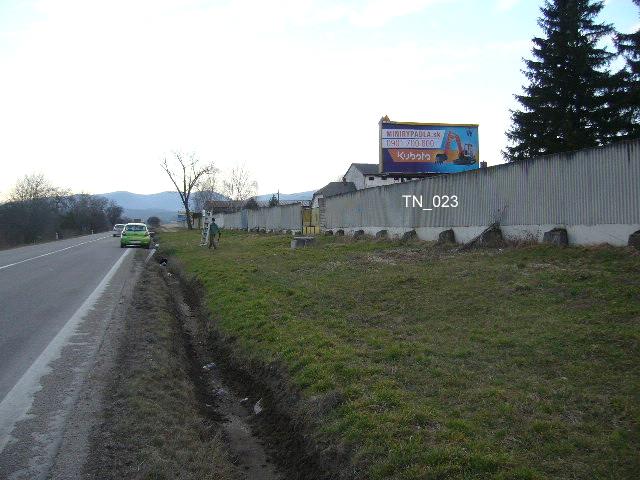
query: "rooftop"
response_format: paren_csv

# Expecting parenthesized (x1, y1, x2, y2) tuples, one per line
(350, 163, 379, 175)
(313, 181, 357, 198)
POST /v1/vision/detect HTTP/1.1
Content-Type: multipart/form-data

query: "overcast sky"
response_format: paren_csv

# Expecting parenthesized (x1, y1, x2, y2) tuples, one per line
(0, 0, 637, 198)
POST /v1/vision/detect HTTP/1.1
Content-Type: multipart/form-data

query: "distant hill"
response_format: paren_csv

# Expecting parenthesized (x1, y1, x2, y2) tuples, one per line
(99, 191, 226, 211)
(99, 190, 315, 224)
(99, 190, 229, 224)
(254, 190, 315, 202)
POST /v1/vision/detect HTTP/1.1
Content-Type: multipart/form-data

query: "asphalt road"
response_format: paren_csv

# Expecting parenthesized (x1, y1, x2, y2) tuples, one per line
(0, 233, 148, 479)
(0, 234, 128, 401)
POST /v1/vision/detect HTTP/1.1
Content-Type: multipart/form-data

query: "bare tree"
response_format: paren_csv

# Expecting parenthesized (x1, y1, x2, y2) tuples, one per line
(222, 164, 258, 201)
(106, 200, 124, 226)
(1, 174, 120, 245)
(192, 171, 220, 214)
(244, 197, 260, 210)
(6, 174, 70, 243)
(161, 152, 215, 230)
(10, 173, 68, 204)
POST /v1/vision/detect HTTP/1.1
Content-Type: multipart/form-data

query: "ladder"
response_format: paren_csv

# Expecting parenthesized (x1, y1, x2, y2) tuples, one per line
(200, 210, 213, 246)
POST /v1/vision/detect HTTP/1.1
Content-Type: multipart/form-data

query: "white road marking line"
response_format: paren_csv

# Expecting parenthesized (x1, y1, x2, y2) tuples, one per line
(0, 248, 132, 453)
(144, 248, 156, 264)
(0, 236, 110, 271)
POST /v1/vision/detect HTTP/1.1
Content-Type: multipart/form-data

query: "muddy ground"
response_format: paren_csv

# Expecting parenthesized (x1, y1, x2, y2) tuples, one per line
(84, 259, 335, 480)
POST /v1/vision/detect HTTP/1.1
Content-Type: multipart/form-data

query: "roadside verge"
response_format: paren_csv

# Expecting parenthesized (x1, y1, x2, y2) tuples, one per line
(84, 262, 241, 479)
(164, 258, 340, 480)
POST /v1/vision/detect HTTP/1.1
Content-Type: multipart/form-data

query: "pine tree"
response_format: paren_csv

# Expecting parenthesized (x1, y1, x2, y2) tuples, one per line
(504, 0, 615, 161)
(613, 0, 640, 138)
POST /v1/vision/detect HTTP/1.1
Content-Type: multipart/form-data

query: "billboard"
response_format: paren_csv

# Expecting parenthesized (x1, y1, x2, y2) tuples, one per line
(380, 118, 479, 174)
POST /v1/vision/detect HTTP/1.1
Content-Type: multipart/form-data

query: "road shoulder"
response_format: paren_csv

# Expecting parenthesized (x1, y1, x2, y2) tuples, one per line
(82, 261, 241, 479)
(0, 248, 143, 479)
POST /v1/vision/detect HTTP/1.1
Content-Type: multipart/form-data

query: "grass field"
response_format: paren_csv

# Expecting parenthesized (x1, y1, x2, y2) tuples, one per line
(161, 230, 640, 479)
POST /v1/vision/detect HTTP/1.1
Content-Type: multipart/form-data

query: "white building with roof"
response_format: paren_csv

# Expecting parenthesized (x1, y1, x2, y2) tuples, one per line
(342, 163, 425, 190)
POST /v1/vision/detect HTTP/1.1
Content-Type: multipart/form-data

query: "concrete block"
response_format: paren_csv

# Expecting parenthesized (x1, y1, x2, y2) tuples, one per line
(375, 230, 388, 239)
(336, 229, 344, 236)
(438, 229, 455, 244)
(402, 230, 417, 241)
(354, 230, 365, 239)
(291, 236, 316, 249)
(629, 230, 640, 250)
(543, 227, 568, 246)
(477, 225, 504, 247)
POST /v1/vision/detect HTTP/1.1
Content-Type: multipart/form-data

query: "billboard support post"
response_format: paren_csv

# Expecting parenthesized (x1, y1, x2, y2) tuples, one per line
(378, 115, 388, 174)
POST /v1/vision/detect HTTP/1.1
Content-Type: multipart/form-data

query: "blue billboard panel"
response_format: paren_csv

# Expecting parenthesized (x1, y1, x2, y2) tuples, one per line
(380, 120, 480, 174)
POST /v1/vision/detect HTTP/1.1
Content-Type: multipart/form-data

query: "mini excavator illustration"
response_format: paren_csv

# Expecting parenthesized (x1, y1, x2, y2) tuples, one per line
(435, 130, 477, 165)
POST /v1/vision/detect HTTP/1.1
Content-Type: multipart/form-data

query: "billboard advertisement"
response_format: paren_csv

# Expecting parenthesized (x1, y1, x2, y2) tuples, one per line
(380, 119, 479, 174)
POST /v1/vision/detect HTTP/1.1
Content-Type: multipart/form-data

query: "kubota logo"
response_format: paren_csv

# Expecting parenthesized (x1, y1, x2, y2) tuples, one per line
(395, 150, 431, 162)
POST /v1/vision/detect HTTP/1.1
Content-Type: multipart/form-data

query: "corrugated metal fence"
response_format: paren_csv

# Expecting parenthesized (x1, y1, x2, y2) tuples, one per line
(324, 140, 640, 244)
(217, 210, 247, 230)
(247, 203, 303, 231)
(217, 204, 302, 231)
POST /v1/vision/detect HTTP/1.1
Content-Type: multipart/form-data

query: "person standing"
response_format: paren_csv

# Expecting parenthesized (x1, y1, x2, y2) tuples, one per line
(208, 217, 221, 249)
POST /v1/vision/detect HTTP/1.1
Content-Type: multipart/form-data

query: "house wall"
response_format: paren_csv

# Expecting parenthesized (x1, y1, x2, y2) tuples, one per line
(363, 175, 403, 189)
(343, 165, 366, 190)
(343, 164, 405, 190)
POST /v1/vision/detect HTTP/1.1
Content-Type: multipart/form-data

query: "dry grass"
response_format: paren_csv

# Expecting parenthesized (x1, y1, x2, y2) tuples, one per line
(85, 263, 240, 480)
(162, 230, 640, 480)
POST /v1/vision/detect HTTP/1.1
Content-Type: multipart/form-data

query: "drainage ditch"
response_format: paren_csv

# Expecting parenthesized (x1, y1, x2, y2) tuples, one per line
(161, 262, 336, 480)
